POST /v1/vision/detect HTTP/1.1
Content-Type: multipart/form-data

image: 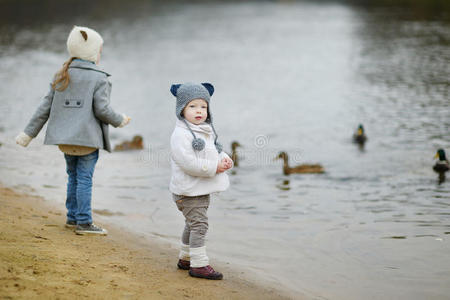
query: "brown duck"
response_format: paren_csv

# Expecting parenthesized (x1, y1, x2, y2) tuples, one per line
(230, 141, 241, 167)
(276, 151, 324, 175)
(114, 135, 144, 151)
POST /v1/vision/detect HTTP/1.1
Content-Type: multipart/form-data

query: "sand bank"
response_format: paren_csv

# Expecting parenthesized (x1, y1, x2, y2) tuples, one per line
(0, 186, 293, 299)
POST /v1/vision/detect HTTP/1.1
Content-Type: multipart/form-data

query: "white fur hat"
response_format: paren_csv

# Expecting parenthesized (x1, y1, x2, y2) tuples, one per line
(66, 26, 103, 62)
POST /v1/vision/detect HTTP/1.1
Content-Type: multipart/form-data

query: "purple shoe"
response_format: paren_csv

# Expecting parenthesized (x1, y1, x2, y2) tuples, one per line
(189, 265, 223, 280)
(177, 259, 190, 270)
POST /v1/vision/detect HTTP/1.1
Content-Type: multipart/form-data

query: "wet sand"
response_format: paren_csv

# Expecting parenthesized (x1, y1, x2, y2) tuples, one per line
(0, 186, 293, 299)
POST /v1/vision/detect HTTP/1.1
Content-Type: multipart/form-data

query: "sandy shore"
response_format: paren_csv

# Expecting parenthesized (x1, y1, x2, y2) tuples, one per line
(0, 186, 293, 299)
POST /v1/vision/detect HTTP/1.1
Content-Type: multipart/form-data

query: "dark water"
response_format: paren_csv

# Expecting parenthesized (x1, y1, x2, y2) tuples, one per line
(0, 1, 449, 299)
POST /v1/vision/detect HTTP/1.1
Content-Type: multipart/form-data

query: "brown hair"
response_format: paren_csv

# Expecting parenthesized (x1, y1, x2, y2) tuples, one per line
(51, 57, 76, 91)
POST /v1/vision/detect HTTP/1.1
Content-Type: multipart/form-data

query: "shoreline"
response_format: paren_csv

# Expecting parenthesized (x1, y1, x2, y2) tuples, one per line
(0, 185, 295, 299)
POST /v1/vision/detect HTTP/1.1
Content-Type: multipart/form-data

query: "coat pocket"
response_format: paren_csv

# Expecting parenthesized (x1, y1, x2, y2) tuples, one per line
(63, 99, 84, 108)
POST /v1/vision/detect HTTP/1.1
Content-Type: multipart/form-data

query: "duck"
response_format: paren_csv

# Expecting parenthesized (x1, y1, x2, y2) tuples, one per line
(230, 141, 241, 167)
(433, 149, 449, 174)
(114, 135, 144, 151)
(353, 124, 367, 145)
(275, 151, 325, 175)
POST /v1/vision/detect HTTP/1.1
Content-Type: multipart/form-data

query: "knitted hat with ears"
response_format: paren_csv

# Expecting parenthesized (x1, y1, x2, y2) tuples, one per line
(67, 26, 103, 62)
(170, 82, 223, 153)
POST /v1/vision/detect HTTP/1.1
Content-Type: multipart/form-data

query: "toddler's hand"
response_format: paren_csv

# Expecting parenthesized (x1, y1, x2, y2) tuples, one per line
(216, 160, 228, 173)
(15, 132, 32, 147)
(216, 158, 232, 173)
(119, 114, 131, 128)
(222, 157, 233, 170)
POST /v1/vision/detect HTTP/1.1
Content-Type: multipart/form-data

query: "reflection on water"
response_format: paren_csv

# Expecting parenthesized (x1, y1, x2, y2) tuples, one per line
(0, 1, 449, 299)
(438, 173, 446, 184)
(276, 179, 291, 191)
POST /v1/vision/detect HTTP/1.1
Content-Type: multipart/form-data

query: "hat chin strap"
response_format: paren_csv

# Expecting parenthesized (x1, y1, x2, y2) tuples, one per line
(210, 123, 223, 153)
(181, 118, 222, 153)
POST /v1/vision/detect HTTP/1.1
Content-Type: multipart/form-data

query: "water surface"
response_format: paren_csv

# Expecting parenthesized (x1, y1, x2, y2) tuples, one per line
(1, 1, 449, 299)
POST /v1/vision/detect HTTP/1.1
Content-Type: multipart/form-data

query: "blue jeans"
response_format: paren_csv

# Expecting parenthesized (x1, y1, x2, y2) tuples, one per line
(64, 150, 99, 225)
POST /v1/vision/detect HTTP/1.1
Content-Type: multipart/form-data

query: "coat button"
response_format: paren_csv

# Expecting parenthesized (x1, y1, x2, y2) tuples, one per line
(202, 165, 208, 171)
(76, 101, 81, 105)
(65, 101, 69, 105)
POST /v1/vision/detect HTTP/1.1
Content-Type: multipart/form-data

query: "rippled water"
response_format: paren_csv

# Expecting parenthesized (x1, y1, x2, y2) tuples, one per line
(0, 1, 449, 299)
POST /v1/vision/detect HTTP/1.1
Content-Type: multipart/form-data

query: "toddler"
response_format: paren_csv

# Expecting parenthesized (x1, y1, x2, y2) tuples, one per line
(169, 82, 232, 280)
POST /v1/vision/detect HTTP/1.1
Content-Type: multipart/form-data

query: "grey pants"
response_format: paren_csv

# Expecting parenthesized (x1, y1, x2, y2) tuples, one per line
(173, 194, 210, 248)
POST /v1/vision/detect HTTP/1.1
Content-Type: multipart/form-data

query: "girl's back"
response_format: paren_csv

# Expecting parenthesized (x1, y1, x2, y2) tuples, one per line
(15, 25, 130, 236)
(43, 59, 121, 151)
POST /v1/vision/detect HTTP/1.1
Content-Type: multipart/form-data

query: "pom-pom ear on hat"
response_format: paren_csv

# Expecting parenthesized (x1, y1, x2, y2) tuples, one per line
(80, 30, 88, 41)
(201, 83, 214, 96)
(67, 25, 103, 63)
(170, 84, 181, 97)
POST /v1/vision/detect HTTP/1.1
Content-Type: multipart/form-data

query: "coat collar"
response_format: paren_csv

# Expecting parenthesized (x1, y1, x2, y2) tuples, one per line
(69, 59, 111, 77)
(176, 119, 212, 134)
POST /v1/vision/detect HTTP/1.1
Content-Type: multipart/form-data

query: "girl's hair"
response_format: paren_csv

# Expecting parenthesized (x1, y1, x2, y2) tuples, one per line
(51, 57, 76, 91)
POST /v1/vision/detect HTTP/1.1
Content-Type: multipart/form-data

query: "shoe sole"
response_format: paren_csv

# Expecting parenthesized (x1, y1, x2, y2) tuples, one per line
(177, 263, 190, 270)
(65, 224, 77, 229)
(188, 270, 223, 280)
(75, 230, 108, 236)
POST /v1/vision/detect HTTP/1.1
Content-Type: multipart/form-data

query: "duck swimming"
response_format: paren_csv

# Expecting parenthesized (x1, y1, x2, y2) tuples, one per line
(230, 141, 241, 167)
(353, 124, 367, 145)
(114, 135, 144, 151)
(433, 149, 449, 174)
(275, 151, 325, 175)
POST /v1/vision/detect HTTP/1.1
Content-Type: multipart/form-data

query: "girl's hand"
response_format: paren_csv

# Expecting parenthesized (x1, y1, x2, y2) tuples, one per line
(119, 114, 131, 128)
(15, 132, 32, 147)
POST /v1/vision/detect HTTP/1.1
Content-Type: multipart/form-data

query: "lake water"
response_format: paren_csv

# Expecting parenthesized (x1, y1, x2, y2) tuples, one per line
(0, 1, 449, 299)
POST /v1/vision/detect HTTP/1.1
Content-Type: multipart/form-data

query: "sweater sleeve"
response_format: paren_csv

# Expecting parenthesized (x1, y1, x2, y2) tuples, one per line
(92, 76, 124, 127)
(171, 132, 219, 178)
(23, 83, 55, 138)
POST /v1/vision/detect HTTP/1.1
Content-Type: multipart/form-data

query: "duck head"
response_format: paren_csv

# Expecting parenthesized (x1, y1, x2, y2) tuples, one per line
(357, 124, 365, 136)
(435, 149, 447, 161)
(132, 135, 143, 143)
(275, 151, 288, 161)
(231, 141, 241, 150)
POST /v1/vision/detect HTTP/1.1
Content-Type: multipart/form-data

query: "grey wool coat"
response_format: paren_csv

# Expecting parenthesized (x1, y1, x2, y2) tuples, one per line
(23, 59, 124, 152)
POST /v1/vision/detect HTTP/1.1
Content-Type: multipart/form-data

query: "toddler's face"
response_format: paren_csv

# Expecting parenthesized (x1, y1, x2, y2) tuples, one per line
(182, 99, 208, 125)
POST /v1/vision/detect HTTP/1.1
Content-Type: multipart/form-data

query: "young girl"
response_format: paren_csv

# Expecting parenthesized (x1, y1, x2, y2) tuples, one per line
(169, 82, 233, 280)
(15, 26, 130, 235)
